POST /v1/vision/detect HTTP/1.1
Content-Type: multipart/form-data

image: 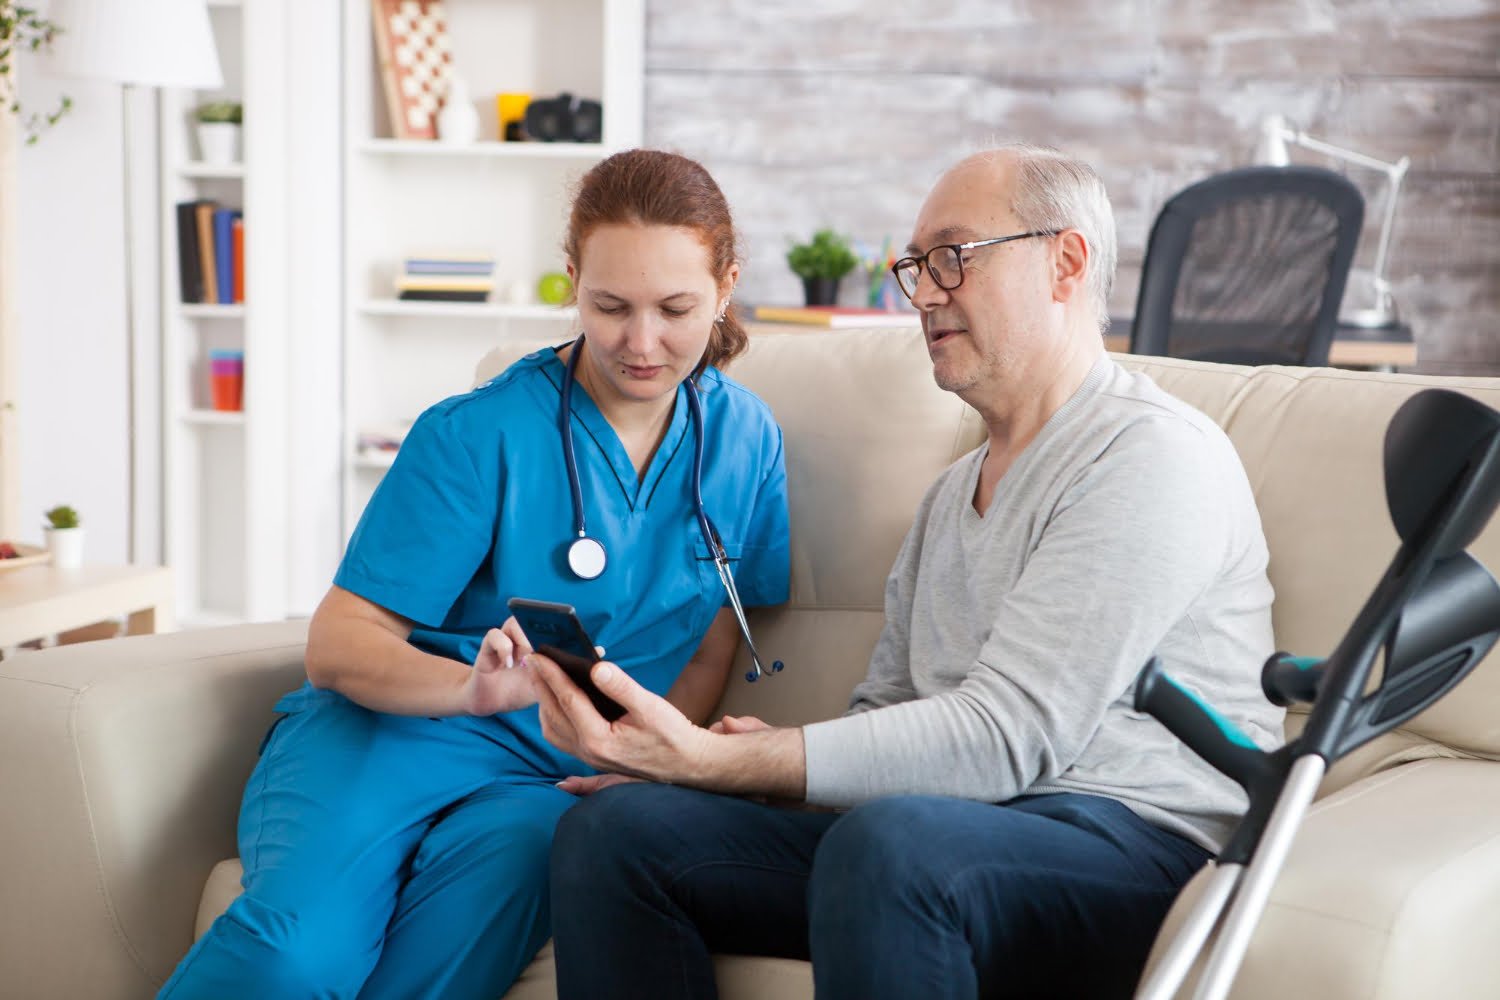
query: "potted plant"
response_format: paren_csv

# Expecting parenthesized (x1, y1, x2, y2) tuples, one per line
(194, 100, 242, 165)
(787, 229, 859, 306)
(42, 503, 83, 569)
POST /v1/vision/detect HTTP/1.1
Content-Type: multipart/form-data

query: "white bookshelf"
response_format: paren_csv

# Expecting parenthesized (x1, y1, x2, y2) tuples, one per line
(158, 0, 291, 626)
(340, 0, 643, 537)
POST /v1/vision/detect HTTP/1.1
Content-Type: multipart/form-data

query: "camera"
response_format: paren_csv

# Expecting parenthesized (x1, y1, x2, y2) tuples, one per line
(522, 93, 603, 144)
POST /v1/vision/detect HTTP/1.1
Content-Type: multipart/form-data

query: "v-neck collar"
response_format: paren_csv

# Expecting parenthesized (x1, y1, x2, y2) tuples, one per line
(541, 348, 693, 512)
(962, 355, 1115, 524)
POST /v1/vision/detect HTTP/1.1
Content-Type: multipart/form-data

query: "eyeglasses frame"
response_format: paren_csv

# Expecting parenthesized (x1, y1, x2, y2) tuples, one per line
(891, 230, 1060, 300)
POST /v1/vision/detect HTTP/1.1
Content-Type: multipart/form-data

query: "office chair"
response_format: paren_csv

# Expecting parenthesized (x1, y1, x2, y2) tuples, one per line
(1129, 166, 1364, 367)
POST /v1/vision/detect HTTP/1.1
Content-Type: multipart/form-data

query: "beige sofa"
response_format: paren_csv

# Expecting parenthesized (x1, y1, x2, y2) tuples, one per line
(4, 329, 1500, 1000)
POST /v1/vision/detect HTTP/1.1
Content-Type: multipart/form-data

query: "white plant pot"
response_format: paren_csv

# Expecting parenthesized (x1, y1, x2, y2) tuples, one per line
(44, 526, 85, 570)
(196, 122, 241, 165)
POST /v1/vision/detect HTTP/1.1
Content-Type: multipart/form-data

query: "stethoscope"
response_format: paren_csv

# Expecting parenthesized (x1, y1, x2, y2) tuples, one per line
(559, 335, 784, 682)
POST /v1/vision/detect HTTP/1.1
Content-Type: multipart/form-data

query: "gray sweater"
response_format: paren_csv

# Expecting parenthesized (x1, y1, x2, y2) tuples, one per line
(802, 358, 1283, 852)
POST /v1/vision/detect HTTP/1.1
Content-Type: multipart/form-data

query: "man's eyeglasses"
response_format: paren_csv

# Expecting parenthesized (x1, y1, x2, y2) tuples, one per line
(891, 230, 1058, 301)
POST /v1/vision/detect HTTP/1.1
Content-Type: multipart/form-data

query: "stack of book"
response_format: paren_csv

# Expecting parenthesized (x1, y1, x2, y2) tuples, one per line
(175, 200, 245, 304)
(750, 304, 918, 328)
(395, 257, 496, 303)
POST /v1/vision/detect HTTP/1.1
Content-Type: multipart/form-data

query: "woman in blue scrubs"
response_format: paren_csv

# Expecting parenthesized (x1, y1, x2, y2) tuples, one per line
(160, 149, 790, 1000)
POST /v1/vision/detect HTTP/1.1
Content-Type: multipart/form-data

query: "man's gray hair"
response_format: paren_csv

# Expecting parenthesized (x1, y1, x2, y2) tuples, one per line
(992, 143, 1117, 332)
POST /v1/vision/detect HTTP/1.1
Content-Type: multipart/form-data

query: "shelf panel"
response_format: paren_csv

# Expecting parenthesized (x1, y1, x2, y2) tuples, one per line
(178, 162, 245, 180)
(357, 139, 609, 161)
(358, 299, 576, 321)
(180, 303, 246, 319)
(182, 410, 246, 426)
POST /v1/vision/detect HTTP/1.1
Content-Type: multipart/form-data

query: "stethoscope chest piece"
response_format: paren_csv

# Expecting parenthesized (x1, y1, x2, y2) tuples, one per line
(567, 535, 608, 580)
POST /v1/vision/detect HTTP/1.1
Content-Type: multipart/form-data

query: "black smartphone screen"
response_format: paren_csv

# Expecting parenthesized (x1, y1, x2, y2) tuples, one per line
(506, 597, 625, 721)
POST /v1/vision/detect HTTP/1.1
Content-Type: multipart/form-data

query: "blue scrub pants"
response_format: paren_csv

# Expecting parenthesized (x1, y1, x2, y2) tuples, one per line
(159, 688, 576, 1000)
(550, 785, 1211, 1000)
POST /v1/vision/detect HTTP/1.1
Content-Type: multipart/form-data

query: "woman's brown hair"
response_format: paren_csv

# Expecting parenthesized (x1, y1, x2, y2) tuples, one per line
(563, 149, 747, 372)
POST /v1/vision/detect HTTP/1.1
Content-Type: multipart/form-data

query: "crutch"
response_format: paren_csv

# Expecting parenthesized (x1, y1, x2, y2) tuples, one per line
(1133, 388, 1500, 1000)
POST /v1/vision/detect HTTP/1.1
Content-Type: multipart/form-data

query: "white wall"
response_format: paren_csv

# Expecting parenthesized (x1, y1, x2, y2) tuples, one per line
(15, 55, 134, 563)
(14, 0, 344, 613)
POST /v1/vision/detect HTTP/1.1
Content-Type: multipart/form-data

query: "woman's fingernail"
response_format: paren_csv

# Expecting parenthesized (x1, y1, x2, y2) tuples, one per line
(594, 663, 614, 683)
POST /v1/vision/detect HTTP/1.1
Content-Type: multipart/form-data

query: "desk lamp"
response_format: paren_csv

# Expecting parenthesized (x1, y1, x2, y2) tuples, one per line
(1255, 114, 1410, 329)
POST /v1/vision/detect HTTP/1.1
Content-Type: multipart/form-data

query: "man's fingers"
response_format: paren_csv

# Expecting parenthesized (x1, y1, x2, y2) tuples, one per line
(588, 661, 651, 714)
(557, 773, 642, 796)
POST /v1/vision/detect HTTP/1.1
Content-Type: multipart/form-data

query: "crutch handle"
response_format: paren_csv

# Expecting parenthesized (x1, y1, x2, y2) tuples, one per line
(1261, 651, 1324, 707)
(1135, 657, 1271, 791)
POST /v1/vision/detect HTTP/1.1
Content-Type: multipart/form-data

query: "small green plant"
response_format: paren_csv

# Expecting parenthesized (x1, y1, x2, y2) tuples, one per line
(44, 504, 79, 529)
(195, 101, 243, 125)
(0, 4, 72, 144)
(786, 229, 859, 282)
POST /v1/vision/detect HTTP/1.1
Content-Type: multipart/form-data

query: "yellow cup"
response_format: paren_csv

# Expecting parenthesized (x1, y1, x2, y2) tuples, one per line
(496, 92, 531, 140)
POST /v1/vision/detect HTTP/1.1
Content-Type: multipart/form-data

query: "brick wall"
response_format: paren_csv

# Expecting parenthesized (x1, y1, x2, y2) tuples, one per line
(642, 1, 1500, 372)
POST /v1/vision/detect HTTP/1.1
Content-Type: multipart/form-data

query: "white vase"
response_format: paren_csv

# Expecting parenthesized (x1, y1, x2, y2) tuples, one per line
(437, 77, 480, 145)
(44, 526, 85, 570)
(197, 122, 241, 164)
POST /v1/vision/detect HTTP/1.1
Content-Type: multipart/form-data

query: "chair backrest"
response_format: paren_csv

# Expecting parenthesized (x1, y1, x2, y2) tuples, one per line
(1129, 166, 1364, 367)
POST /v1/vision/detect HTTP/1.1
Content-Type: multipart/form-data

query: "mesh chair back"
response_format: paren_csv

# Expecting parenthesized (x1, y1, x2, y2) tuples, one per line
(1130, 166, 1364, 366)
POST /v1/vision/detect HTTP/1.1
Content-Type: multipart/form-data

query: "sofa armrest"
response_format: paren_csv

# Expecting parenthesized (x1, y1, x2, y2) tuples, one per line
(0, 621, 309, 999)
(1144, 758, 1500, 999)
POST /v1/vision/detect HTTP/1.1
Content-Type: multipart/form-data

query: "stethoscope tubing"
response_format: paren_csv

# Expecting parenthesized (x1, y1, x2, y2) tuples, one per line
(559, 334, 781, 681)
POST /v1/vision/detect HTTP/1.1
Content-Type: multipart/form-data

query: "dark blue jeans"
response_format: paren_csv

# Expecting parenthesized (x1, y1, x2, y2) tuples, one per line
(550, 785, 1210, 1000)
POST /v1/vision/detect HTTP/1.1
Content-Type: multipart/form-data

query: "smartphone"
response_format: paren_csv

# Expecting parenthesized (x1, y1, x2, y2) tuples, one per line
(506, 597, 625, 721)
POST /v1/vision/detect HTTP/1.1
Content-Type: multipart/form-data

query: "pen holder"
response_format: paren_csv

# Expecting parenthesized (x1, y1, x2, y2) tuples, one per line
(209, 349, 244, 411)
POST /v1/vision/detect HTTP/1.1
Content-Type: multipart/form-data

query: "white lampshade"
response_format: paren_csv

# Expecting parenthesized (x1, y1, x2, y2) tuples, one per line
(44, 0, 222, 89)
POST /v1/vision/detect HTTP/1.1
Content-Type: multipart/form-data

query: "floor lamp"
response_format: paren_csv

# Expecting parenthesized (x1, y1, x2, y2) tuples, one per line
(44, 0, 222, 562)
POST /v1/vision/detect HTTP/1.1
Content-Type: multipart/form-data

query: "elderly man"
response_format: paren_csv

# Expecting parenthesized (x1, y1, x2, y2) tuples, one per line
(532, 144, 1283, 1000)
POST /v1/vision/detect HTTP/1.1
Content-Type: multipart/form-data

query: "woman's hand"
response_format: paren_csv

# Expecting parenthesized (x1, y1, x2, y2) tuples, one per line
(461, 617, 536, 716)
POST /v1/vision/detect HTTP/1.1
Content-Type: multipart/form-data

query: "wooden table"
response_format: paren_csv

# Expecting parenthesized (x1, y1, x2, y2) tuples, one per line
(747, 322, 1417, 369)
(0, 564, 175, 652)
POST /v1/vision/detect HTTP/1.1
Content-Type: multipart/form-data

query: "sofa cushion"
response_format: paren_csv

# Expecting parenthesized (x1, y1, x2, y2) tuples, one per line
(1145, 759, 1500, 999)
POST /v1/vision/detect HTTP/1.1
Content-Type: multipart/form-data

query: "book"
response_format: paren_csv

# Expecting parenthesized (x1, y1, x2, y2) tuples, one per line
(195, 201, 219, 304)
(751, 305, 919, 329)
(397, 289, 490, 302)
(232, 217, 245, 303)
(212, 208, 239, 305)
(401, 257, 495, 276)
(394, 275, 496, 292)
(175, 201, 203, 303)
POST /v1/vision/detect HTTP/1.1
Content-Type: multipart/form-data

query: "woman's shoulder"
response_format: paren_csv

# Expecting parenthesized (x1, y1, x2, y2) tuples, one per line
(419, 348, 560, 428)
(698, 365, 778, 429)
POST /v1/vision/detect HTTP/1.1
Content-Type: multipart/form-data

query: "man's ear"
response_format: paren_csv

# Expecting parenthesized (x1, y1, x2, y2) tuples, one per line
(1052, 230, 1089, 306)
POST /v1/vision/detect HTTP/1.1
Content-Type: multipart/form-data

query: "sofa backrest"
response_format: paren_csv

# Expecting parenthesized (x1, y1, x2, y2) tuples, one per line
(474, 331, 1500, 788)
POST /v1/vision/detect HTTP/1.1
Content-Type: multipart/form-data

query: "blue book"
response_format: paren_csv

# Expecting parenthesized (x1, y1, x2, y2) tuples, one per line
(212, 208, 239, 305)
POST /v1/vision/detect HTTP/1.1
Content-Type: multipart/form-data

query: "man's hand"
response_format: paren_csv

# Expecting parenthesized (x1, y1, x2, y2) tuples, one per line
(556, 772, 643, 796)
(532, 653, 713, 785)
(553, 712, 758, 795)
(710, 714, 771, 735)
(461, 617, 536, 716)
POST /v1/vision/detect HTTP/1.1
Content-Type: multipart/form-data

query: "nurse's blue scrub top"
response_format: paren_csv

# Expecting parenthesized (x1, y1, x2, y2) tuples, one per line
(331, 345, 790, 773)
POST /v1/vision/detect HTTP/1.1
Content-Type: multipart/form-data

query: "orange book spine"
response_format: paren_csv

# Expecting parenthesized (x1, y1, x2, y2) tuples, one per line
(232, 217, 245, 303)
